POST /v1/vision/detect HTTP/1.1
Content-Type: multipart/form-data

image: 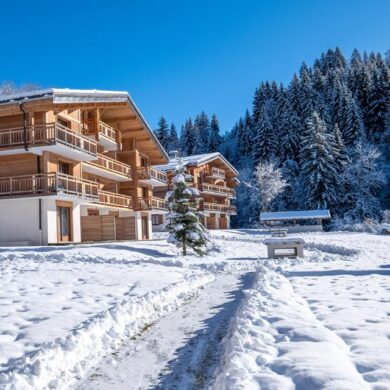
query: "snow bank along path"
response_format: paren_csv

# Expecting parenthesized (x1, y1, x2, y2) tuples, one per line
(77, 272, 255, 390)
(0, 272, 214, 390)
(214, 265, 371, 390)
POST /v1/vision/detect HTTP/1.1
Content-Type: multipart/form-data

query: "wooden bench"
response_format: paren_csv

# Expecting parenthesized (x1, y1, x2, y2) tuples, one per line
(270, 228, 288, 237)
(264, 238, 305, 258)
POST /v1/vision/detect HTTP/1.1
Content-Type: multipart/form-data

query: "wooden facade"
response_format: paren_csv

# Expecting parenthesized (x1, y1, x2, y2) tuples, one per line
(0, 89, 168, 245)
(153, 153, 239, 230)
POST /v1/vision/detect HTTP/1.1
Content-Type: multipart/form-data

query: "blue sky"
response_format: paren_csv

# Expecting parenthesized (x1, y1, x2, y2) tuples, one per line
(1, 0, 390, 132)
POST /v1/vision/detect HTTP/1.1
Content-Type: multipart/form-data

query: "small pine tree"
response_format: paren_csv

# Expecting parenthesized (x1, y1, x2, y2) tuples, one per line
(166, 161, 210, 255)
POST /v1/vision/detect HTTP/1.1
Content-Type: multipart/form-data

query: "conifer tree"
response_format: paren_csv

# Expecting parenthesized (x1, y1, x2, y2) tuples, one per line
(299, 112, 338, 209)
(168, 123, 179, 152)
(166, 160, 210, 255)
(180, 119, 197, 156)
(194, 112, 210, 153)
(343, 93, 365, 145)
(209, 114, 222, 152)
(155, 117, 170, 150)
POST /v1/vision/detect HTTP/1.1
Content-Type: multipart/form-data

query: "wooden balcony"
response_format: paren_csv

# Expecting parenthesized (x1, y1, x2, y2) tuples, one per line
(98, 190, 133, 209)
(0, 173, 98, 200)
(206, 167, 226, 179)
(202, 183, 235, 197)
(134, 196, 168, 211)
(83, 154, 132, 182)
(136, 166, 167, 187)
(202, 202, 237, 214)
(83, 120, 118, 151)
(0, 123, 97, 161)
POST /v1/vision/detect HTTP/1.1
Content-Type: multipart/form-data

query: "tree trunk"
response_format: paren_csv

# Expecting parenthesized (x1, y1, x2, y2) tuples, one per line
(183, 238, 187, 255)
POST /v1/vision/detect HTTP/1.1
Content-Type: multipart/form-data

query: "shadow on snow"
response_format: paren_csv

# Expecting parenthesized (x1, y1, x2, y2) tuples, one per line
(151, 272, 256, 390)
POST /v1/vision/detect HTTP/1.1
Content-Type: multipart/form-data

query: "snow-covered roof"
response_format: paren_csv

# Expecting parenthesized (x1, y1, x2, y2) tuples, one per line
(154, 152, 239, 176)
(0, 88, 168, 161)
(260, 210, 331, 221)
(0, 88, 129, 104)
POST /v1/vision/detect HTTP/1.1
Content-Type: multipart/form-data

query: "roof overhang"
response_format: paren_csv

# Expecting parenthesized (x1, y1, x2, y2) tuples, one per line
(0, 88, 169, 163)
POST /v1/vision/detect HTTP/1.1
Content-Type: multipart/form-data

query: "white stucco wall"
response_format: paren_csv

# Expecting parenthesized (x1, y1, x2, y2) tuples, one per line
(0, 199, 42, 245)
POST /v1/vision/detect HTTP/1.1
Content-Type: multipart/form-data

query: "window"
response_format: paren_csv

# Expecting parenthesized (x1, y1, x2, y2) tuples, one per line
(57, 117, 69, 128)
(152, 215, 161, 225)
(142, 187, 148, 198)
(58, 161, 71, 175)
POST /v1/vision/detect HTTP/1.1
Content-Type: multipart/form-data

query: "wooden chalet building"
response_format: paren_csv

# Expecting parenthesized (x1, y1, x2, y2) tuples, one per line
(153, 152, 239, 230)
(0, 88, 169, 245)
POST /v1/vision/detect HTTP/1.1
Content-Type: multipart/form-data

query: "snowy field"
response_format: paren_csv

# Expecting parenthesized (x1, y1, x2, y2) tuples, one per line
(0, 230, 389, 389)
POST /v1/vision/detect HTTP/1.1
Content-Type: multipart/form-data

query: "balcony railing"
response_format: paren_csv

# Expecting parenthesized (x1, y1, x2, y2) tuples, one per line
(86, 154, 132, 178)
(98, 121, 117, 142)
(98, 190, 133, 209)
(202, 202, 236, 213)
(136, 166, 167, 183)
(0, 123, 97, 156)
(0, 173, 98, 199)
(134, 196, 168, 211)
(202, 183, 235, 197)
(206, 167, 225, 178)
(82, 120, 117, 142)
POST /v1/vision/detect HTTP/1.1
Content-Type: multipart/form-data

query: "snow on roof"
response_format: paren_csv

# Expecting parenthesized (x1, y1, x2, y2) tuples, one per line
(154, 152, 239, 175)
(0, 88, 129, 104)
(260, 210, 331, 221)
(0, 88, 168, 161)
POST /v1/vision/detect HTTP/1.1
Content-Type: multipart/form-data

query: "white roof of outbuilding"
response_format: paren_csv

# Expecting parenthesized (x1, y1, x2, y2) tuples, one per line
(154, 152, 239, 175)
(260, 210, 331, 221)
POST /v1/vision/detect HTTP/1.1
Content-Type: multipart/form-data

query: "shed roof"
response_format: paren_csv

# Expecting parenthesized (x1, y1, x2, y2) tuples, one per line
(260, 210, 331, 221)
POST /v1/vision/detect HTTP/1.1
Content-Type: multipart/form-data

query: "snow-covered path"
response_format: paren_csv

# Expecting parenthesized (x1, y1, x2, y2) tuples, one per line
(75, 272, 255, 390)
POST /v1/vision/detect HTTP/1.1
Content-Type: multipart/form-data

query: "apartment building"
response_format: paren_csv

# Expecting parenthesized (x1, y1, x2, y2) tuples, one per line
(153, 152, 239, 230)
(0, 88, 169, 245)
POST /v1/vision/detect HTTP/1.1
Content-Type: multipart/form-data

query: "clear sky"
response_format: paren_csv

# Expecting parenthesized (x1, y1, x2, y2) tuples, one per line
(1, 0, 390, 132)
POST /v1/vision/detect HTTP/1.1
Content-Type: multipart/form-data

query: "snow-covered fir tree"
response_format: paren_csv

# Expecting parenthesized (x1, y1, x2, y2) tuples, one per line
(299, 112, 339, 209)
(166, 161, 210, 255)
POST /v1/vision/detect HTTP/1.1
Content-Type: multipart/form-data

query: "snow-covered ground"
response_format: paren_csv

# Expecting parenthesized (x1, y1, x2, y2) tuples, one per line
(0, 230, 389, 389)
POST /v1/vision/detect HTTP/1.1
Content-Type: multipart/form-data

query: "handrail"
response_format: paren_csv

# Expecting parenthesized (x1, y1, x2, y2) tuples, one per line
(203, 202, 229, 212)
(134, 196, 168, 210)
(207, 167, 225, 178)
(0, 173, 99, 199)
(136, 166, 167, 183)
(98, 189, 133, 208)
(202, 183, 235, 196)
(151, 197, 168, 210)
(98, 121, 117, 141)
(0, 123, 97, 156)
(86, 153, 132, 178)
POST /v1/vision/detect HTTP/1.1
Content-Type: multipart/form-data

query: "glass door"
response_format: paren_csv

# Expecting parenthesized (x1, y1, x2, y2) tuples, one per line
(58, 206, 71, 242)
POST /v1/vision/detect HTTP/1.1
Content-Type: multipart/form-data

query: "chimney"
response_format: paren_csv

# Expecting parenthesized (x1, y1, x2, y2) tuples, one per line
(169, 150, 179, 160)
